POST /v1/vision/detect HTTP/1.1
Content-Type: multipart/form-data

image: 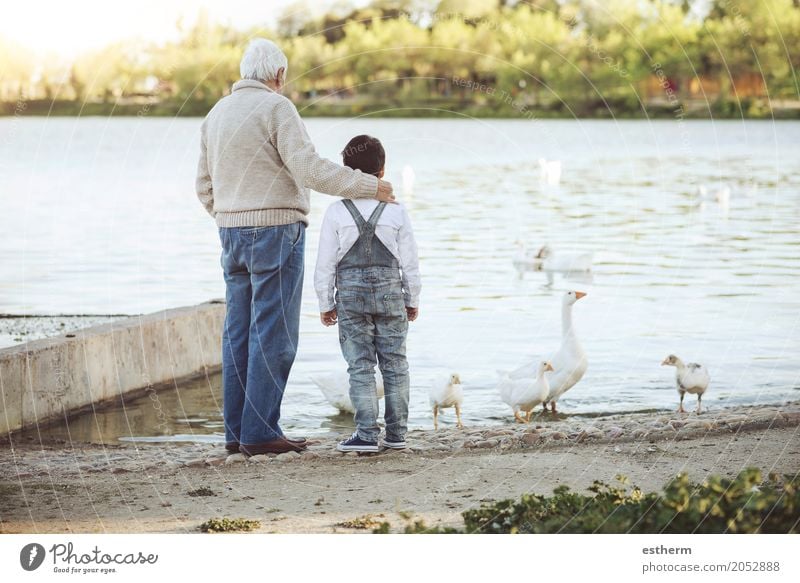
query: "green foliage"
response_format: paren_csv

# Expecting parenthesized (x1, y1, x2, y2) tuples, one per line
(405, 469, 800, 534)
(335, 514, 385, 529)
(199, 517, 261, 533)
(2, 0, 799, 117)
(404, 519, 462, 533)
(186, 486, 216, 497)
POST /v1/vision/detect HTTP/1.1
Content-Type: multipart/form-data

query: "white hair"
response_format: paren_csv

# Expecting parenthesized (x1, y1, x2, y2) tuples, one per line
(240, 38, 288, 82)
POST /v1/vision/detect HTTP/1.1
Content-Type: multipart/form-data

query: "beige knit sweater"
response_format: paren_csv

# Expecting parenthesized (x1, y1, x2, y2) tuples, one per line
(196, 79, 379, 227)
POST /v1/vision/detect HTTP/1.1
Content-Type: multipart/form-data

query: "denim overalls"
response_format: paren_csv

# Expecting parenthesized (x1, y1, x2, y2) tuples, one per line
(335, 200, 410, 443)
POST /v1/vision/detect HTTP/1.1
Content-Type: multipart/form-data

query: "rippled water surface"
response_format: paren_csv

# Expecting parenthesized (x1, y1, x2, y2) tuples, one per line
(2, 117, 799, 443)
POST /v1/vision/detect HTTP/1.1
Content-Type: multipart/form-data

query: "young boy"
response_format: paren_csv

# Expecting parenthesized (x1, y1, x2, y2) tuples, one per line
(314, 135, 421, 452)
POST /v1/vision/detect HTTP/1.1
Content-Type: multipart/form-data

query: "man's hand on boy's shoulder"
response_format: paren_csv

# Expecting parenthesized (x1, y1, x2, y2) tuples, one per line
(376, 179, 396, 203)
(320, 309, 338, 326)
(406, 307, 419, 322)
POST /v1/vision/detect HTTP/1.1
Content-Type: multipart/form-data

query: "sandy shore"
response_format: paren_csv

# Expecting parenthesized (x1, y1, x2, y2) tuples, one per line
(1, 402, 798, 533)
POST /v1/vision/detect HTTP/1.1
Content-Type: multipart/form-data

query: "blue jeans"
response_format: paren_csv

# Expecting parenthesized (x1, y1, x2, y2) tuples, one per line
(336, 267, 410, 442)
(219, 223, 305, 446)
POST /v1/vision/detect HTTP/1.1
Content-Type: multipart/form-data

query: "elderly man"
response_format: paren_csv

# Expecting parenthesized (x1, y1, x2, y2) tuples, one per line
(196, 38, 395, 456)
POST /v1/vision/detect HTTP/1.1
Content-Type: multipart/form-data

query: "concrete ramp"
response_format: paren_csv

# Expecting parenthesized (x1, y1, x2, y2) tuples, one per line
(0, 301, 224, 435)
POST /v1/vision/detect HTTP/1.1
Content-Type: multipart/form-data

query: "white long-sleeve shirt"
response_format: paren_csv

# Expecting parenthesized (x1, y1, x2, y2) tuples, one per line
(314, 199, 421, 312)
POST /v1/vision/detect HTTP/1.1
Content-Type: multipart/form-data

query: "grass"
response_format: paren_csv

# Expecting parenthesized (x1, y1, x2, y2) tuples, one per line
(335, 514, 385, 530)
(199, 517, 261, 533)
(377, 469, 800, 534)
(186, 487, 216, 497)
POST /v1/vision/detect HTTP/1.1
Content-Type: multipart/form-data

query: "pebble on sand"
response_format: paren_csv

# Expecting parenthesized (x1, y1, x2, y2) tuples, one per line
(225, 453, 247, 465)
(274, 451, 301, 462)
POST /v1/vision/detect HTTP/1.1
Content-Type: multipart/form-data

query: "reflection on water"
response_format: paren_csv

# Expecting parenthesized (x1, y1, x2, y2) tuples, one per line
(28, 373, 365, 444)
(3, 118, 800, 443)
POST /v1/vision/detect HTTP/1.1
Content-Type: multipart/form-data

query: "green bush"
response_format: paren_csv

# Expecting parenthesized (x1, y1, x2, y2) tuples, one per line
(199, 517, 261, 533)
(405, 469, 799, 534)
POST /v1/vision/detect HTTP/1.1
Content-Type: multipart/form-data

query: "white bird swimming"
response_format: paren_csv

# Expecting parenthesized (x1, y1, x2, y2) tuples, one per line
(428, 373, 464, 430)
(661, 354, 710, 414)
(310, 372, 385, 414)
(508, 291, 588, 413)
(513, 245, 593, 281)
(533, 245, 594, 273)
(697, 184, 731, 215)
(539, 158, 562, 186)
(498, 361, 553, 423)
(511, 243, 542, 276)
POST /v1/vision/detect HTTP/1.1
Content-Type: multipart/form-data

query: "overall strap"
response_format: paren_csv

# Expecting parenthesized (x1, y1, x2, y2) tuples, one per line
(341, 200, 367, 233)
(366, 202, 387, 227)
(336, 200, 399, 272)
(341, 200, 387, 235)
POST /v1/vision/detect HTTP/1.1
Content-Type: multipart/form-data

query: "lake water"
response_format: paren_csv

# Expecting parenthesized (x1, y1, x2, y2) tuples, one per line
(2, 117, 799, 443)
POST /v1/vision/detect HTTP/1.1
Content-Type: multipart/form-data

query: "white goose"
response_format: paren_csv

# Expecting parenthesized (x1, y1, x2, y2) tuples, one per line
(534, 246, 593, 273)
(661, 355, 710, 413)
(310, 372, 385, 414)
(539, 158, 562, 186)
(697, 184, 731, 216)
(428, 373, 464, 430)
(498, 361, 553, 423)
(512, 243, 541, 276)
(512, 245, 593, 283)
(508, 291, 588, 413)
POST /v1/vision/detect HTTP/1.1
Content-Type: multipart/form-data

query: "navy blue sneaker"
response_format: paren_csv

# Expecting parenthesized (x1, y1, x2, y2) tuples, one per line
(337, 432, 379, 453)
(382, 436, 407, 450)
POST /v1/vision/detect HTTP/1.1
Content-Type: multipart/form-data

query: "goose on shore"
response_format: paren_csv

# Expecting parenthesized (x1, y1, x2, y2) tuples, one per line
(498, 361, 553, 423)
(429, 373, 464, 430)
(661, 354, 710, 413)
(311, 372, 385, 414)
(543, 291, 588, 412)
(508, 291, 588, 413)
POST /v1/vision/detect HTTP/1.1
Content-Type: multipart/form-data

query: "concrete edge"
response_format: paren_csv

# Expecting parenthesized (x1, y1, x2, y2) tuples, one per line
(0, 300, 225, 435)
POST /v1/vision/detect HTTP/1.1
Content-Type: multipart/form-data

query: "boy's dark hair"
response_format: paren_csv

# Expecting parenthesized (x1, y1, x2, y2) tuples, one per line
(341, 135, 385, 177)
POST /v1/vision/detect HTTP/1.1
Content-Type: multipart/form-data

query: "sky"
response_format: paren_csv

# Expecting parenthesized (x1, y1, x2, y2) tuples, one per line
(0, 0, 353, 58)
(2, 0, 715, 59)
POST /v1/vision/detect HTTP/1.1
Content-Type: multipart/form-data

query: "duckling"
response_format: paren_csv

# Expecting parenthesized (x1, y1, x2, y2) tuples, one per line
(429, 373, 464, 430)
(661, 354, 710, 413)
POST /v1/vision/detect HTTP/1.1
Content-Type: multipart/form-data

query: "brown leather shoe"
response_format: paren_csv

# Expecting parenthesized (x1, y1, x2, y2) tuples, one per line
(240, 437, 308, 456)
(225, 442, 240, 453)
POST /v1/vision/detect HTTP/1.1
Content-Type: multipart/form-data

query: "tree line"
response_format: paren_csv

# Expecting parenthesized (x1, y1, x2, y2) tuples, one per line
(1, 0, 798, 118)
